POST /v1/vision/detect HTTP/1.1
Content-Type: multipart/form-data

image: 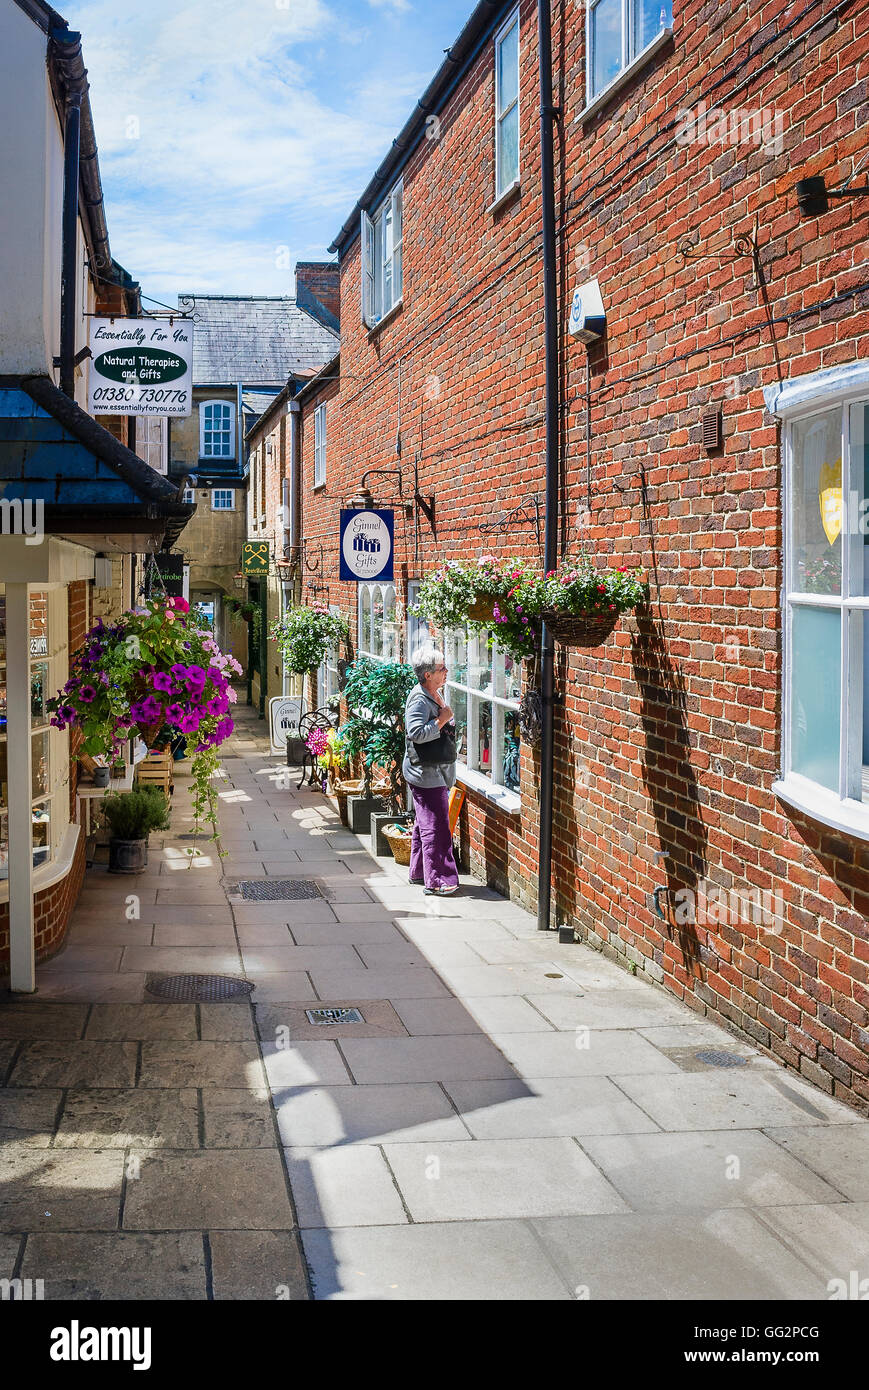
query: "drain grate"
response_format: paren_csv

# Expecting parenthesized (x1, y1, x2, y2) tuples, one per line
(238, 879, 322, 901)
(305, 1007, 364, 1025)
(145, 974, 254, 1002)
(694, 1049, 749, 1068)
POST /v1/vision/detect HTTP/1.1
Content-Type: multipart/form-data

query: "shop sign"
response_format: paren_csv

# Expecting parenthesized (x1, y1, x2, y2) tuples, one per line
(88, 318, 193, 417)
(242, 541, 270, 576)
(269, 696, 305, 754)
(339, 509, 394, 582)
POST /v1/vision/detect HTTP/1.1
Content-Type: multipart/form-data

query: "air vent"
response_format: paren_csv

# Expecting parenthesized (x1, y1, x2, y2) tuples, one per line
(702, 407, 722, 452)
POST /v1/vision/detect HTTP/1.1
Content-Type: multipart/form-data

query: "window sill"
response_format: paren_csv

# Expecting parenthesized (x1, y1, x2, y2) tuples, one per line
(488, 180, 521, 216)
(456, 764, 521, 815)
(577, 27, 673, 123)
(366, 300, 403, 338)
(0, 824, 80, 904)
(773, 776, 869, 843)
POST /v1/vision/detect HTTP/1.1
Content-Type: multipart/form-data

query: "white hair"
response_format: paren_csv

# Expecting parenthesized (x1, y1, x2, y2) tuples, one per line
(410, 642, 445, 683)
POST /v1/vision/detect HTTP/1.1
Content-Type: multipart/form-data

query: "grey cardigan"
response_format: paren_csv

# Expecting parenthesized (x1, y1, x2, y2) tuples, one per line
(402, 684, 457, 790)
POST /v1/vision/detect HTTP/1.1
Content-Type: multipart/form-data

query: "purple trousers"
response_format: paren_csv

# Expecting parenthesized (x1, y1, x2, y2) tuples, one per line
(409, 785, 459, 890)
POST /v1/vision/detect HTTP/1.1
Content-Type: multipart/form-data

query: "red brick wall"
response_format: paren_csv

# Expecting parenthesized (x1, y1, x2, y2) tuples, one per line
(292, 0, 869, 1109)
(296, 263, 340, 323)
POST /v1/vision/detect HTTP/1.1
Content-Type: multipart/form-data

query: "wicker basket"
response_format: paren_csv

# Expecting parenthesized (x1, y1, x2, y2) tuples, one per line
(334, 778, 365, 827)
(542, 609, 620, 647)
(383, 822, 413, 865)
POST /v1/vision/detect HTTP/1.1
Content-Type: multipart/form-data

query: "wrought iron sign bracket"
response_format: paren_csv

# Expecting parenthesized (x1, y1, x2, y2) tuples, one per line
(478, 494, 543, 551)
(678, 213, 765, 290)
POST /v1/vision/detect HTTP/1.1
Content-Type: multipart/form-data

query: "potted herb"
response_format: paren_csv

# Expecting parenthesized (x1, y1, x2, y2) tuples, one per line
(270, 605, 349, 675)
(339, 657, 416, 829)
(102, 786, 171, 873)
(49, 596, 240, 839)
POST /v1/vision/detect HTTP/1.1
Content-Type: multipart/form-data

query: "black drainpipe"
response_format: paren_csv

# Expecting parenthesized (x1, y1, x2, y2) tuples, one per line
(536, 0, 559, 931)
(58, 54, 85, 399)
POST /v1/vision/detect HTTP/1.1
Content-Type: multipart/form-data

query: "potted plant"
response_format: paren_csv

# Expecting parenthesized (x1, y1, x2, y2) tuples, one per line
(270, 605, 349, 675)
(534, 558, 648, 646)
(102, 786, 171, 873)
(49, 595, 241, 840)
(339, 657, 416, 831)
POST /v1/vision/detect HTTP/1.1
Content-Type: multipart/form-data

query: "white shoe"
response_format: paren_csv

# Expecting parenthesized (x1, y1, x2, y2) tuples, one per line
(423, 884, 458, 896)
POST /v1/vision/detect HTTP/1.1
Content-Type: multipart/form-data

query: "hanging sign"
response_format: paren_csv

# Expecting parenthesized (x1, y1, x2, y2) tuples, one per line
(149, 552, 184, 598)
(339, 509, 394, 582)
(88, 318, 193, 417)
(242, 541, 270, 576)
(818, 459, 843, 546)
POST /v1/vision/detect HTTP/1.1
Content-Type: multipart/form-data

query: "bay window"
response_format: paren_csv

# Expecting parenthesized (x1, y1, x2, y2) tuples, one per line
(774, 370, 869, 836)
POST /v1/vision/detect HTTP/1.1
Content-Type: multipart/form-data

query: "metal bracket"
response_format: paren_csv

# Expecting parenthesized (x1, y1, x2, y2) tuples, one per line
(478, 493, 543, 551)
(678, 212, 765, 290)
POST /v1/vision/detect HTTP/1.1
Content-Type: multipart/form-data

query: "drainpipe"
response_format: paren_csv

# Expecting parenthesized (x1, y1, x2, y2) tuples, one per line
(59, 80, 84, 398)
(288, 396, 301, 568)
(537, 0, 559, 931)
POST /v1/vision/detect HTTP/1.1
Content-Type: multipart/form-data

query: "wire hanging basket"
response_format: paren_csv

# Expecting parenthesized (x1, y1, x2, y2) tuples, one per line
(541, 608, 620, 647)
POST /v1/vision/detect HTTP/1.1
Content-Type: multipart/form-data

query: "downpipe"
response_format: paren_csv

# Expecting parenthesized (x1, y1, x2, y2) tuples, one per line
(59, 89, 83, 399)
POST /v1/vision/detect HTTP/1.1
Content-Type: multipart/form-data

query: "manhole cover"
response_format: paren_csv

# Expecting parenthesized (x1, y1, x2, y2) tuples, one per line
(238, 879, 322, 901)
(305, 1007, 364, 1025)
(145, 974, 254, 1002)
(694, 1049, 749, 1068)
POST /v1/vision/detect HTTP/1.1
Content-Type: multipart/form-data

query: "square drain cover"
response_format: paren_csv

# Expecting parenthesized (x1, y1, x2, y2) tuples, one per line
(238, 879, 322, 901)
(306, 1007, 364, 1025)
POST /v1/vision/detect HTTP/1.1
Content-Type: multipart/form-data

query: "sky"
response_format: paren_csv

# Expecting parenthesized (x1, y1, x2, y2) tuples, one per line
(62, 0, 475, 307)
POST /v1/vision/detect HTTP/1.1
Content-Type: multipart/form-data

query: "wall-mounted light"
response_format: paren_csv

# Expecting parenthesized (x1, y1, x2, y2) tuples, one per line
(796, 159, 869, 217)
(348, 467, 435, 529)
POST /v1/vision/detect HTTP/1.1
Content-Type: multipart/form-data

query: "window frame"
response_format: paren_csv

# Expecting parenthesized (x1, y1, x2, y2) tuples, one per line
(494, 7, 520, 202)
(442, 627, 521, 805)
(313, 403, 327, 488)
(585, 0, 673, 110)
(360, 179, 403, 329)
(211, 488, 235, 511)
(357, 581, 399, 662)
(182, 487, 196, 505)
(775, 378, 869, 839)
(199, 400, 236, 460)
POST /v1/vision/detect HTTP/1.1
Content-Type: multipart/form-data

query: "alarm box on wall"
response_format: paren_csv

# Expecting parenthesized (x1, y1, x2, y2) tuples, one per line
(568, 278, 606, 343)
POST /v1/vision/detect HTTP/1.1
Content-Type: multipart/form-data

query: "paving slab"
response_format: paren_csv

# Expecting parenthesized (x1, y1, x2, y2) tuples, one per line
(289, 921, 406, 945)
(434, 964, 588, 997)
(275, 1083, 470, 1148)
(301, 1220, 572, 1300)
(443, 1077, 661, 1139)
(489, 1030, 682, 1078)
(201, 1088, 276, 1147)
(0, 1087, 62, 1144)
(0, 1143, 124, 1231)
(306, 969, 452, 1001)
(255, 999, 406, 1042)
(8, 1041, 138, 1089)
(391, 995, 554, 1036)
(580, 1129, 846, 1211)
(284, 1145, 409, 1227)
(54, 1088, 200, 1149)
(247, 973, 318, 1002)
(0, 1234, 20, 1277)
(527, 989, 697, 1031)
(0, 1002, 89, 1039)
(261, 1040, 352, 1088)
(120, 947, 245, 974)
(138, 1041, 266, 1089)
(240, 945, 363, 974)
(532, 1208, 829, 1299)
(384, 1137, 628, 1222)
(615, 1072, 858, 1131)
(755, 1201, 869, 1284)
(20, 1232, 207, 1300)
(84, 1003, 197, 1040)
(209, 1230, 309, 1300)
(340, 1035, 516, 1084)
(763, 1125, 869, 1199)
(122, 1148, 294, 1230)
(14, 973, 147, 1003)
(199, 1002, 256, 1041)
(152, 923, 239, 946)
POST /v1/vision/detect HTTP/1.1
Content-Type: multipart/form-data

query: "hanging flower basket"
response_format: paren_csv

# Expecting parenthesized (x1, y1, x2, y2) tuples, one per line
(467, 594, 498, 622)
(542, 608, 621, 647)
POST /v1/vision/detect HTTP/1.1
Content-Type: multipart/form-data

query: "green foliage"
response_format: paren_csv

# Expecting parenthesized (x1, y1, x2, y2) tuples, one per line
(339, 658, 416, 808)
(102, 786, 171, 840)
(270, 606, 348, 674)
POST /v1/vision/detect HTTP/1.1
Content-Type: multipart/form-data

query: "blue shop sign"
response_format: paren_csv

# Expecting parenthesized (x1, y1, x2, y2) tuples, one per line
(339, 508, 394, 582)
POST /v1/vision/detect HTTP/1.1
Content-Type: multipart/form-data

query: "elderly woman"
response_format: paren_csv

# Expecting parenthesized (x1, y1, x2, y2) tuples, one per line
(403, 643, 460, 895)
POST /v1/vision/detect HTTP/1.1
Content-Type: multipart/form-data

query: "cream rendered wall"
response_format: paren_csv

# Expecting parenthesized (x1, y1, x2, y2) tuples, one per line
(0, 5, 52, 373)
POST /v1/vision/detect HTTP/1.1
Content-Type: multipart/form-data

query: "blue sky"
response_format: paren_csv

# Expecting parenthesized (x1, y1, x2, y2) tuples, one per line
(63, 0, 475, 306)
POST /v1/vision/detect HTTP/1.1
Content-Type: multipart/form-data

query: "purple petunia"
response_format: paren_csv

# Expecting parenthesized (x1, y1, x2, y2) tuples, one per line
(170, 663, 188, 681)
(165, 703, 186, 725)
(179, 713, 201, 734)
(151, 671, 173, 693)
(207, 696, 230, 718)
(137, 695, 162, 723)
(215, 717, 234, 743)
(79, 685, 97, 703)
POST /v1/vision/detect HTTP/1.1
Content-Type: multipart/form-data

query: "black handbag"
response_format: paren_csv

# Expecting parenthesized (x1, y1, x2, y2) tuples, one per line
(414, 723, 457, 765)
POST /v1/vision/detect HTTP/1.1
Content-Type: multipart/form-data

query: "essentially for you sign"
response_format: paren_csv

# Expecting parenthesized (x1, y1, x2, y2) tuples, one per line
(339, 509, 394, 582)
(88, 318, 193, 417)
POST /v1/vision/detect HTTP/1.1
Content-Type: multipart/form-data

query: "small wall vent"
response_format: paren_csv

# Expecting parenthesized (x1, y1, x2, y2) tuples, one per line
(702, 407, 722, 453)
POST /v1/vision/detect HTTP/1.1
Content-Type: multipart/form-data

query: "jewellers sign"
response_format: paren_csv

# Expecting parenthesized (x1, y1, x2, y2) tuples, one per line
(88, 318, 193, 417)
(339, 509, 394, 582)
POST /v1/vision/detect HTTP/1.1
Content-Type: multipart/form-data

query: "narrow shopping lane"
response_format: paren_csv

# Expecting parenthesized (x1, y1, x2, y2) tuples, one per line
(1, 701, 867, 1300)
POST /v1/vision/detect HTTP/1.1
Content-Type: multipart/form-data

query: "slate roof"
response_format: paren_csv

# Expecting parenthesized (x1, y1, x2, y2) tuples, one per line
(177, 295, 339, 387)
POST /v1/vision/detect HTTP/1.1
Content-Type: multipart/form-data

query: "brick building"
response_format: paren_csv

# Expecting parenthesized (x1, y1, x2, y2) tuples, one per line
(262, 0, 869, 1110)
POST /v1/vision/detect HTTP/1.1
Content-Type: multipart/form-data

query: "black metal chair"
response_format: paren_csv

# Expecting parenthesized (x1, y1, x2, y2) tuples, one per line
(297, 708, 338, 790)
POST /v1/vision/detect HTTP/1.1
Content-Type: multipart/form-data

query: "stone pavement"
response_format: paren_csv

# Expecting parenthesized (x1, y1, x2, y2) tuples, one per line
(1, 702, 868, 1300)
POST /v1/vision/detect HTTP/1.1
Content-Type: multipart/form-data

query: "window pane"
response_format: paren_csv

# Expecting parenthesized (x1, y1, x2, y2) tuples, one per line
(848, 400, 869, 598)
(0, 810, 6, 880)
(445, 629, 467, 685)
(791, 408, 842, 594)
(392, 243, 403, 304)
(0, 739, 6, 805)
(497, 20, 518, 112)
(591, 0, 623, 96)
(382, 586, 398, 661)
(31, 730, 49, 800)
(450, 687, 468, 764)
(372, 588, 384, 655)
(790, 605, 841, 792)
(475, 700, 493, 777)
(503, 708, 521, 790)
(32, 801, 50, 869)
(497, 104, 519, 193)
(469, 633, 492, 692)
(634, 0, 671, 56)
(30, 661, 48, 725)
